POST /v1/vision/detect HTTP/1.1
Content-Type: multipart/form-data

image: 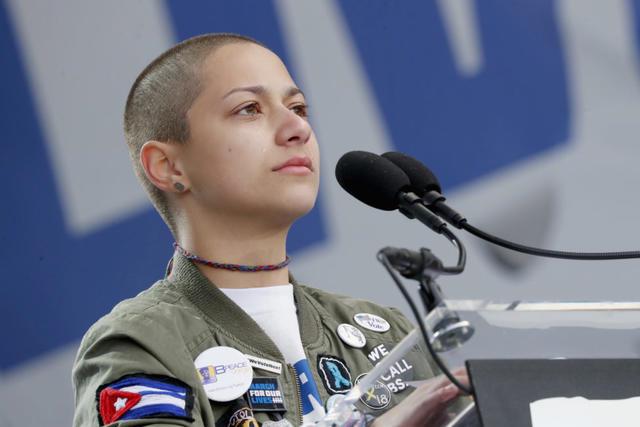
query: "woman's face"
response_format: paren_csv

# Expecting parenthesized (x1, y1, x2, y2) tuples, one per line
(180, 42, 320, 226)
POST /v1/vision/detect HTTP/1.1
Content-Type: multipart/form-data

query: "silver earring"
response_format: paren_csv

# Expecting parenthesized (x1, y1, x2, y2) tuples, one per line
(174, 182, 185, 192)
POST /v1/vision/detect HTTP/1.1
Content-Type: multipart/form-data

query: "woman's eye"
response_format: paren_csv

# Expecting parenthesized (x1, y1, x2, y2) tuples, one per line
(236, 103, 260, 116)
(291, 103, 309, 118)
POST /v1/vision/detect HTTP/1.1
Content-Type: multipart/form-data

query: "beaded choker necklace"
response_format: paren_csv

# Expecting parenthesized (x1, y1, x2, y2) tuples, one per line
(173, 243, 291, 272)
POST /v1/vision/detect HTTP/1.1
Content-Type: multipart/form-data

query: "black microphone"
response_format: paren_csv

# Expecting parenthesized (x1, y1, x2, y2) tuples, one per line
(335, 150, 409, 211)
(380, 151, 442, 194)
(337, 151, 474, 373)
(382, 151, 640, 261)
(382, 152, 466, 228)
(335, 151, 447, 233)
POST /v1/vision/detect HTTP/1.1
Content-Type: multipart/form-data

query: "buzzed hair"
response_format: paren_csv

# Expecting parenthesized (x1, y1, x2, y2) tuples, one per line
(124, 33, 264, 236)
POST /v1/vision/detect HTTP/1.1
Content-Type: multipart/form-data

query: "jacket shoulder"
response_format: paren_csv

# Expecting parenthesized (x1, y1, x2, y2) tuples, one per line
(298, 284, 416, 335)
(72, 281, 204, 426)
(82, 280, 199, 341)
(73, 279, 205, 379)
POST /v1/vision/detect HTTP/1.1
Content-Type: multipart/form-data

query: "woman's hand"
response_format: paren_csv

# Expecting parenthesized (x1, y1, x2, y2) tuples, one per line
(370, 368, 469, 427)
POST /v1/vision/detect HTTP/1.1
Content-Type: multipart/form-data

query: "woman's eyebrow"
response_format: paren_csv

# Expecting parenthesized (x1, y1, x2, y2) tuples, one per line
(222, 85, 304, 100)
(223, 85, 265, 99)
(285, 86, 305, 99)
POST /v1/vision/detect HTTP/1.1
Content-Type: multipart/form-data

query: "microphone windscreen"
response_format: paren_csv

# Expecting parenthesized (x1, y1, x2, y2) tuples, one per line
(335, 151, 410, 211)
(382, 152, 442, 195)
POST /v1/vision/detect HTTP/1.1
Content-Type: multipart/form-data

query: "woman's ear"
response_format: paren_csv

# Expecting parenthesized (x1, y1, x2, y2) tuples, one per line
(140, 141, 190, 193)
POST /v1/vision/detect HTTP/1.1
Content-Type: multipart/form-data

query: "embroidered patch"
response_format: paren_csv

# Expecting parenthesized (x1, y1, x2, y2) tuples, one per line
(317, 355, 352, 394)
(96, 374, 194, 425)
(215, 398, 259, 427)
(246, 377, 287, 412)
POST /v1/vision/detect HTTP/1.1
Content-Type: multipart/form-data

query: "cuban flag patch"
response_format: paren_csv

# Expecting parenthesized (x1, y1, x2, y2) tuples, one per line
(96, 374, 194, 425)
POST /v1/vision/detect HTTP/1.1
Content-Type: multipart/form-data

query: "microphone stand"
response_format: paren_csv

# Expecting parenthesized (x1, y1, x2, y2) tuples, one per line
(318, 234, 473, 427)
(416, 230, 474, 353)
(378, 226, 474, 395)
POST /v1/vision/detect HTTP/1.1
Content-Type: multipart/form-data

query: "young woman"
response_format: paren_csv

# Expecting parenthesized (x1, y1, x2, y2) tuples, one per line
(72, 33, 466, 427)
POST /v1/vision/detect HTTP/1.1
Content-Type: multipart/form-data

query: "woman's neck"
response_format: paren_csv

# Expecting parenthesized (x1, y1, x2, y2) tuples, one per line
(174, 212, 291, 289)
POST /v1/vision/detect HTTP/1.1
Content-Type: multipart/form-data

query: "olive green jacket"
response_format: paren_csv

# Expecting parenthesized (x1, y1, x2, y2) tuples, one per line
(72, 252, 440, 426)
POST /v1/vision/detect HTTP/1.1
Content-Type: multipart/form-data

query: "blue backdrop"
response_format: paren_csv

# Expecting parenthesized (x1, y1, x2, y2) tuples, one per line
(7, 0, 630, 372)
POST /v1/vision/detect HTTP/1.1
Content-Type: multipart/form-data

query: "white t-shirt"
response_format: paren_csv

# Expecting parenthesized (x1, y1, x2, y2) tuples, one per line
(220, 284, 326, 423)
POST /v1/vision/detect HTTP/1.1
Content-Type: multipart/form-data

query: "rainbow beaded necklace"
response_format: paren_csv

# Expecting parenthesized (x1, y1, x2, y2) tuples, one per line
(173, 243, 291, 272)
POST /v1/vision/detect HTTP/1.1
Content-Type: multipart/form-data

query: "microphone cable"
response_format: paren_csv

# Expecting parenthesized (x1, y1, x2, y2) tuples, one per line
(381, 150, 640, 261)
(460, 221, 640, 261)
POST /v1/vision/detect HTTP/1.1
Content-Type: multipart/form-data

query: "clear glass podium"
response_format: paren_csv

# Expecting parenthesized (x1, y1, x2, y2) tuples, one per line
(316, 300, 640, 427)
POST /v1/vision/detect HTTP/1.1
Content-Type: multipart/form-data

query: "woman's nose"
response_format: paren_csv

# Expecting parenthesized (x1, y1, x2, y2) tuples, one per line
(275, 108, 312, 147)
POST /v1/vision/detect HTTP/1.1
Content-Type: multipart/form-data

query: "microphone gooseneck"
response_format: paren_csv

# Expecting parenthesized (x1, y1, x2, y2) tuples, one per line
(381, 229, 466, 279)
(382, 151, 640, 261)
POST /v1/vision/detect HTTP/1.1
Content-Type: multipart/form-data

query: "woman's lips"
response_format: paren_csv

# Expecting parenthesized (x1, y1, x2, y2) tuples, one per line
(273, 156, 313, 175)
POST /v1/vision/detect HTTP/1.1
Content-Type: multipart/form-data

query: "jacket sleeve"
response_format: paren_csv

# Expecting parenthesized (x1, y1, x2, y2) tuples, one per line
(72, 313, 201, 427)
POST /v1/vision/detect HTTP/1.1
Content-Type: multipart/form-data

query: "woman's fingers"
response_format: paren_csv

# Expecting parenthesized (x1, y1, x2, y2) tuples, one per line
(370, 368, 471, 427)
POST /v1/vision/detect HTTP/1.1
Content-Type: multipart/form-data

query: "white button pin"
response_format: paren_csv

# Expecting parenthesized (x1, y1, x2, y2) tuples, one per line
(337, 323, 367, 348)
(353, 313, 391, 333)
(194, 346, 253, 402)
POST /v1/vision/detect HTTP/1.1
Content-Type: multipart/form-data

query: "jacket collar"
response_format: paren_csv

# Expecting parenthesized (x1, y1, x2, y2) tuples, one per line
(166, 251, 323, 359)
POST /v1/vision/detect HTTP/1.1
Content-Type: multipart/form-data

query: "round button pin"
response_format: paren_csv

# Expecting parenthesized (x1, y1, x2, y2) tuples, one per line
(355, 373, 391, 410)
(194, 346, 253, 402)
(353, 313, 390, 333)
(337, 323, 367, 348)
